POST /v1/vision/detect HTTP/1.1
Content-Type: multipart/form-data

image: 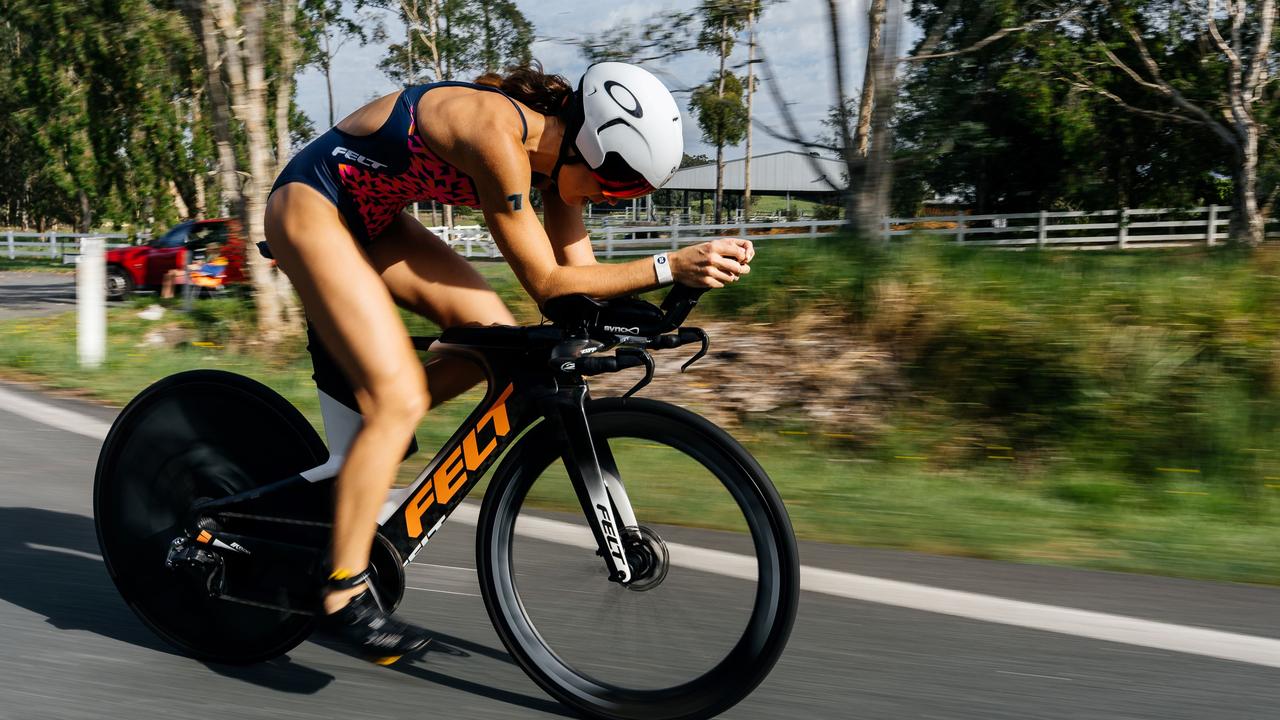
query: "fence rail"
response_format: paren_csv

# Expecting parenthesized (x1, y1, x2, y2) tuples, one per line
(885, 205, 1240, 249)
(8, 205, 1274, 265)
(4, 231, 133, 262)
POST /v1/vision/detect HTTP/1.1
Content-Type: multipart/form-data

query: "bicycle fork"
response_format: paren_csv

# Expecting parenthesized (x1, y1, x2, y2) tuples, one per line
(549, 386, 638, 584)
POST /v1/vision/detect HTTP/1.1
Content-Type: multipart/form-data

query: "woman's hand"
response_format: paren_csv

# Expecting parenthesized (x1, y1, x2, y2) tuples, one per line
(670, 238, 756, 289)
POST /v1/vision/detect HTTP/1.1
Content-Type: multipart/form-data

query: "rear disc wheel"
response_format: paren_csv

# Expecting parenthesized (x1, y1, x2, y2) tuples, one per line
(94, 370, 329, 664)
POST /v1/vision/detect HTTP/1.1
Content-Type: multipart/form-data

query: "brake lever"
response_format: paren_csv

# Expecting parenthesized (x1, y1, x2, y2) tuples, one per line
(620, 348, 655, 398)
(679, 328, 710, 373)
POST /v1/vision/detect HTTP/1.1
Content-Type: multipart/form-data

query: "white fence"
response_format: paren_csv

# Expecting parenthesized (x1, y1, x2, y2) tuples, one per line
(4, 231, 133, 263)
(885, 205, 1239, 249)
(591, 218, 845, 259)
(6, 205, 1262, 266)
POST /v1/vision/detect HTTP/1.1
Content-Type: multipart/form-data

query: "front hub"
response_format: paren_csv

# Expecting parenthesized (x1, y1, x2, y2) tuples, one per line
(622, 525, 669, 592)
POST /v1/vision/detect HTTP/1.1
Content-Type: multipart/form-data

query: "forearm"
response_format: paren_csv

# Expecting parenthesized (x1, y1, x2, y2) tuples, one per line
(525, 256, 662, 304)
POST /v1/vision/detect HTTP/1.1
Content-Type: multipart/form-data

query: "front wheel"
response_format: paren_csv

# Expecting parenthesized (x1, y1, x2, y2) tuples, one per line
(477, 398, 799, 720)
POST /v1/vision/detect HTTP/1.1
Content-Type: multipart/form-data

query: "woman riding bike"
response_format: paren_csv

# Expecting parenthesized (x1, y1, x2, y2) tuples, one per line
(264, 61, 755, 662)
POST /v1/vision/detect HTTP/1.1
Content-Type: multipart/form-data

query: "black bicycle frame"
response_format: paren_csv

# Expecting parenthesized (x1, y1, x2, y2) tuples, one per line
(198, 332, 638, 584)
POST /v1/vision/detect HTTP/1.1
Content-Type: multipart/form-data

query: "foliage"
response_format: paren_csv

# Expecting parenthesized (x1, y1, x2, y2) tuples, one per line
(366, 0, 533, 84)
(689, 72, 749, 148)
(895, 0, 1244, 214)
(0, 0, 206, 231)
(0, 0, 315, 233)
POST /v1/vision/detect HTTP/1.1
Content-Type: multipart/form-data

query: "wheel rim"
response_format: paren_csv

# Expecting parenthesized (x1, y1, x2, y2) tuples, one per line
(487, 410, 793, 719)
(105, 270, 126, 297)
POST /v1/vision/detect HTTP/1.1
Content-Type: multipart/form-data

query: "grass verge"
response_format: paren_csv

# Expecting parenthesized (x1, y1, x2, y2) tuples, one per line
(0, 287, 1276, 585)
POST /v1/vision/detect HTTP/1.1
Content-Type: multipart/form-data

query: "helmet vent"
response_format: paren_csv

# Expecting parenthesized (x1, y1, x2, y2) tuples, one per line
(604, 81, 644, 119)
(597, 117, 631, 134)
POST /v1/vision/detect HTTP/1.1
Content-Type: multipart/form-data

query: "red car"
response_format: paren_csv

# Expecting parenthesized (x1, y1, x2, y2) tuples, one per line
(105, 219, 247, 300)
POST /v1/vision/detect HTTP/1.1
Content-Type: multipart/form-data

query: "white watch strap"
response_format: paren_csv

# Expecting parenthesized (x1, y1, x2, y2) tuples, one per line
(653, 252, 674, 285)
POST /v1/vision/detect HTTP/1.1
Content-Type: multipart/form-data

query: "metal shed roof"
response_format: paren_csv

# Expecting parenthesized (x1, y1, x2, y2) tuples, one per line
(663, 150, 847, 193)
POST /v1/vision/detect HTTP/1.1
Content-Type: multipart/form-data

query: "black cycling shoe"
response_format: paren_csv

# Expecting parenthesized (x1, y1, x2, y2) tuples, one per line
(318, 569, 431, 665)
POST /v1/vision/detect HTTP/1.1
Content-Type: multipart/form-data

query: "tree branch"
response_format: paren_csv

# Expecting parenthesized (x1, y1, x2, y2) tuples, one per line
(754, 39, 843, 191)
(1064, 72, 1206, 125)
(905, 7, 1082, 62)
(1245, 0, 1277, 102)
(1205, 0, 1243, 77)
(1096, 0, 1239, 148)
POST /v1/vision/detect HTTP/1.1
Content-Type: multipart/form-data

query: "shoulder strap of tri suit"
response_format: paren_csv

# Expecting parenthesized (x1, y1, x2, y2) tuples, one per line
(410, 81, 528, 143)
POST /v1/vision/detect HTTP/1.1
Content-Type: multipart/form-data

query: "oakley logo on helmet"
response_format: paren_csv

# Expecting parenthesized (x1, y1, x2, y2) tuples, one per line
(604, 81, 644, 119)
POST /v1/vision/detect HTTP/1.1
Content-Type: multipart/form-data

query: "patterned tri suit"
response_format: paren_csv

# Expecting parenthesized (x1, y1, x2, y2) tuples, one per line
(270, 80, 527, 244)
(268, 81, 529, 445)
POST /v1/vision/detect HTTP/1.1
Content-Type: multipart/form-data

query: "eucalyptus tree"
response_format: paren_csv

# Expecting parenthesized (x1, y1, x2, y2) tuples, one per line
(300, 0, 366, 127)
(2, 0, 207, 231)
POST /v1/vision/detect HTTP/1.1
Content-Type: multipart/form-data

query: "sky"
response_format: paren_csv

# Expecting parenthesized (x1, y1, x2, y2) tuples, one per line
(292, 0, 903, 162)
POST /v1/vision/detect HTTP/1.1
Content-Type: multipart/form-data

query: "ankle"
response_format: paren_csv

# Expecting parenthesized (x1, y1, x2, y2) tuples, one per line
(323, 585, 366, 614)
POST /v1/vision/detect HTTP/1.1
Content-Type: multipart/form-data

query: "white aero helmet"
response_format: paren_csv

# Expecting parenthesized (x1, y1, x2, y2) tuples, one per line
(554, 62, 683, 198)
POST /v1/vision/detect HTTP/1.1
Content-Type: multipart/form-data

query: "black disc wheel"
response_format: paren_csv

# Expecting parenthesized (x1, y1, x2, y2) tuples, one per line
(477, 397, 800, 720)
(94, 370, 329, 664)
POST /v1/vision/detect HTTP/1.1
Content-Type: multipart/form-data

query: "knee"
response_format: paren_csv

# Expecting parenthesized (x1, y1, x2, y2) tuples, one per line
(357, 369, 428, 430)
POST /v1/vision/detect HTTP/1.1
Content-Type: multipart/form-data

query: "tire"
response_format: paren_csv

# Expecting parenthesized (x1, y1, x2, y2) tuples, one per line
(94, 370, 329, 664)
(105, 265, 133, 301)
(477, 397, 800, 720)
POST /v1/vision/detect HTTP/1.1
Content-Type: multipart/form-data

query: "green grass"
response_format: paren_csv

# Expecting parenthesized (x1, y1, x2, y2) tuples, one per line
(4, 242, 1280, 585)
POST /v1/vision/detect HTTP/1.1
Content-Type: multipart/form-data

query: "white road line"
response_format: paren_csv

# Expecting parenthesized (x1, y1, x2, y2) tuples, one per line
(405, 586, 480, 597)
(0, 386, 111, 439)
(445, 503, 1280, 669)
(8, 386, 1280, 669)
(26, 543, 103, 562)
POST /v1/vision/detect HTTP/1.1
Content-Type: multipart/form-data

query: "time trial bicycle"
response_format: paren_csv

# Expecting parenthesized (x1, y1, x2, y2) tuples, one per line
(94, 284, 800, 720)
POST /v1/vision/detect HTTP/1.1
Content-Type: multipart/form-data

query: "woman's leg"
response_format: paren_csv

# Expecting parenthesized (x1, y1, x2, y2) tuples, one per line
(366, 211, 517, 405)
(264, 184, 429, 613)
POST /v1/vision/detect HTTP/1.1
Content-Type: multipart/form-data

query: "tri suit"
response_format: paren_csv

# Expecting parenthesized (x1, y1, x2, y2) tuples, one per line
(269, 80, 528, 245)
(267, 81, 529, 449)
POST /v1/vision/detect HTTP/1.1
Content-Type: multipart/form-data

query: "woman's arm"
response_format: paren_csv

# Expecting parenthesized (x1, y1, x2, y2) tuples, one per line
(456, 120, 751, 305)
(541, 187, 597, 267)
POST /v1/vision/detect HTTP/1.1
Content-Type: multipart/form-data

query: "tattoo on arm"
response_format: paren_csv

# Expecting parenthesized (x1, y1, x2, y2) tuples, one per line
(506, 193, 523, 211)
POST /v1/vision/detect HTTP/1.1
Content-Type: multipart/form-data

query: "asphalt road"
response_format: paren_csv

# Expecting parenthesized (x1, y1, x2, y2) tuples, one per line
(0, 271, 78, 321)
(0, 381, 1277, 720)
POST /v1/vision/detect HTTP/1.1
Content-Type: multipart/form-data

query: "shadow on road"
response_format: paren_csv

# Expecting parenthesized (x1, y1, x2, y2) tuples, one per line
(309, 633, 573, 718)
(0, 507, 565, 714)
(0, 506, 332, 694)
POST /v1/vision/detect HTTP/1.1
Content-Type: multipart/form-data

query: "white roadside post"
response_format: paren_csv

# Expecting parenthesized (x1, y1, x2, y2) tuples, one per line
(77, 236, 106, 368)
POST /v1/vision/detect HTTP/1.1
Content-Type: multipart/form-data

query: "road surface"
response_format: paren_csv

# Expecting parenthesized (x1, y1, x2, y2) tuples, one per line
(0, 381, 1277, 719)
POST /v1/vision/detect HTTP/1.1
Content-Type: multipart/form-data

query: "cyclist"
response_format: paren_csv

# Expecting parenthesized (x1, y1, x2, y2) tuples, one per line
(264, 61, 754, 662)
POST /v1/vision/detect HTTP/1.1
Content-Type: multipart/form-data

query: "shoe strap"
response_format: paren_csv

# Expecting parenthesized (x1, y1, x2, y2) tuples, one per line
(327, 567, 371, 591)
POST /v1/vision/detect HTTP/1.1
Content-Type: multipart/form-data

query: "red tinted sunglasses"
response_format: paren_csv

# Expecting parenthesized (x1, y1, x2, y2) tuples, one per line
(590, 153, 656, 199)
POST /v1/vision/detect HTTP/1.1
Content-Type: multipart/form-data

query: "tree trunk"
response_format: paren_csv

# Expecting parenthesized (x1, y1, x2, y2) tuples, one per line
(1233, 129, 1265, 245)
(189, 1, 242, 219)
(854, 0, 885, 159)
(714, 16, 727, 225)
(170, 180, 191, 219)
(216, 0, 290, 341)
(859, 0, 900, 242)
(78, 189, 92, 233)
(827, 0, 861, 225)
(425, 0, 453, 232)
(743, 8, 755, 220)
(325, 54, 336, 126)
(190, 93, 208, 216)
(274, 0, 298, 178)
